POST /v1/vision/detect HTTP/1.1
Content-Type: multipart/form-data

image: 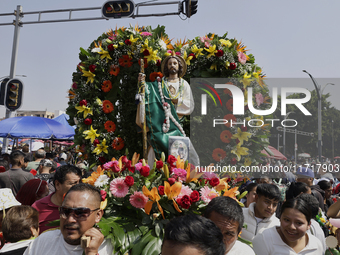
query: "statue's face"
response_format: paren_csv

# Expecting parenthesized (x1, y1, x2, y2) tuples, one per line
(167, 57, 179, 75)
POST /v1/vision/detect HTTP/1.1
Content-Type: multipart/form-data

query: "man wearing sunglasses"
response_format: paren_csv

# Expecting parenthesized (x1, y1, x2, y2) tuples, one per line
(24, 183, 113, 255)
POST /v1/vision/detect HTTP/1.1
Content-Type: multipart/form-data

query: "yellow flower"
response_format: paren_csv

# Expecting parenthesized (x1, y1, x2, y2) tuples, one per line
(219, 39, 232, 48)
(204, 45, 217, 58)
(232, 127, 252, 145)
(145, 48, 161, 63)
(183, 51, 193, 65)
(210, 63, 217, 70)
(231, 144, 249, 161)
(81, 69, 95, 84)
(164, 52, 171, 57)
(140, 39, 151, 52)
(252, 72, 259, 79)
(129, 34, 139, 44)
(96, 98, 103, 106)
(98, 46, 112, 62)
(83, 125, 100, 143)
(191, 44, 204, 58)
(92, 139, 108, 155)
(244, 158, 252, 166)
(75, 105, 93, 118)
(225, 61, 230, 69)
(241, 72, 252, 88)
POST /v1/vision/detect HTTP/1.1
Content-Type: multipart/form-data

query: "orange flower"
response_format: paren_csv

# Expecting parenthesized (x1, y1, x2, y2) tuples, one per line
(138, 58, 148, 69)
(223, 82, 235, 96)
(226, 99, 233, 112)
(220, 130, 232, 143)
(112, 137, 124, 150)
(104, 120, 116, 132)
(82, 166, 104, 186)
(67, 90, 76, 100)
(224, 114, 236, 128)
(143, 186, 164, 219)
(164, 181, 182, 213)
(101, 80, 112, 92)
(102, 100, 114, 113)
(119, 55, 133, 68)
(212, 148, 227, 162)
(223, 187, 239, 199)
(149, 72, 163, 82)
(109, 65, 120, 76)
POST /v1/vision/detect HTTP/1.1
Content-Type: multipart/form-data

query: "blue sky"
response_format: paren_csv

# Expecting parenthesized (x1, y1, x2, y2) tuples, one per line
(0, 0, 339, 118)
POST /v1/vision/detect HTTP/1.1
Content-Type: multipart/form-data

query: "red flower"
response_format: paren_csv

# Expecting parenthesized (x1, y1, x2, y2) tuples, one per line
(30, 169, 37, 176)
(149, 72, 163, 82)
(121, 156, 128, 164)
(112, 163, 120, 173)
(140, 166, 150, 177)
(84, 118, 92, 125)
(101, 80, 112, 93)
(79, 100, 87, 106)
(156, 160, 163, 169)
(98, 157, 106, 164)
(124, 176, 134, 187)
(72, 82, 78, 90)
(229, 63, 237, 70)
(156, 59, 161, 66)
(104, 120, 116, 133)
(119, 55, 133, 68)
(107, 44, 115, 51)
(241, 126, 247, 132)
(143, 49, 150, 56)
(178, 195, 192, 209)
(0, 166, 5, 173)
(230, 158, 237, 165)
(125, 39, 131, 45)
(167, 155, 177, 166)
(189, 53, 196, 60)
(93, 139, 100, 146)
(168, 178, 176, 186)
(216, 50, 224, 57)
(158, 186, 165, 196)
(190, 190, 200, 203)
(89, 64, 96, 73)
(100, 190, 107, 201)
(209, 178, 220, 187)
(128, 166, 135, 173)
(112, 137, 124, 150)
(212, 148, 227, 162)
(109, 65, 120, 76)
(102, 100, 114, 114)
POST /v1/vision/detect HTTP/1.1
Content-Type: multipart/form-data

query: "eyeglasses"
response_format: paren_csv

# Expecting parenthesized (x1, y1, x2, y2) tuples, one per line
(59, 207, 100, 219)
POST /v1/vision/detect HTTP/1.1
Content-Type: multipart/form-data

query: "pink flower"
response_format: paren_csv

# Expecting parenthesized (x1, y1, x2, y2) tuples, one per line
(167, 50, 172, 54)
(175, 52, 181, 56)
(110, 178, 129, 198)
(171, 168, 187, 182)
(100, 190, 107, 201)
(202, 171, 219, 180)
(140, 32, 152, 37)
(199, 186, 219, 203)
(255, 93, 264, 106)
(237, 51, 247, 64)
(129, 191, 148, 209)
(135, 162, 143, 171)
(103, 161, 114, 170)
(108, 34, 116, 41)
(204, 41, 211, 48)
(176, 185, 192, 200)
(200, 36, 209, 43)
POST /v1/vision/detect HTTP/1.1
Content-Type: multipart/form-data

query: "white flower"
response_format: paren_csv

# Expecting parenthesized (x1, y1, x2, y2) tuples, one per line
(91, 48, 101, 53)
(94, 175, 109, 188)
(158, 39, 167, 51)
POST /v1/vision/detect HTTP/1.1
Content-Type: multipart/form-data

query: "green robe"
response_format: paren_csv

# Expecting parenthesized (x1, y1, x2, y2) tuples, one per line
(145, 81, 184, 159)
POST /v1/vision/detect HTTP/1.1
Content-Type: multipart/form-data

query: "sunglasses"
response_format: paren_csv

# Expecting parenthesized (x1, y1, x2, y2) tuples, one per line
(59, 207, 100, 219)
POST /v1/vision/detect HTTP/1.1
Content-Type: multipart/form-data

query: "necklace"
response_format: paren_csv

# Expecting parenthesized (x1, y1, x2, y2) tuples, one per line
(158, 77, 186, 136)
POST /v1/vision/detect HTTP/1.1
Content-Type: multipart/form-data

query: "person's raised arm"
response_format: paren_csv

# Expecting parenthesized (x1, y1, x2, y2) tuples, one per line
(327, 198, 340, 218)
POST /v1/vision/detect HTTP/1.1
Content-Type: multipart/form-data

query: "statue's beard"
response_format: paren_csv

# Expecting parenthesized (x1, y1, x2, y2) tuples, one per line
(169, 67, 178, 75)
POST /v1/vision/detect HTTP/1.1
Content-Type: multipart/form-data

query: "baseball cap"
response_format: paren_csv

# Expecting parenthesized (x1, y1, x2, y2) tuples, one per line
(39, 159, 53, 167)
(296, 167, 314, 178)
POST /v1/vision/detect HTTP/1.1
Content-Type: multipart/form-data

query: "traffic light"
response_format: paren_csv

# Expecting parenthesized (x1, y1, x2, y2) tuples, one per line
(182, 0, 198, 18)
(0, 78, 9, 106)
(4, 78, 23, 111)
(102, 0, 135, 19)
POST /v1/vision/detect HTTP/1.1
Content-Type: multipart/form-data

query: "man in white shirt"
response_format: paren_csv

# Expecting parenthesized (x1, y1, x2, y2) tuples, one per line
(24, 183, 113, 255)
(241, 183, 281, 242)
(205, 196, 255, 255)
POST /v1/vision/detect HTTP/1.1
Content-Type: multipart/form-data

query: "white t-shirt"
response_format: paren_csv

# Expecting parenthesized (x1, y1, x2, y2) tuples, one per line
(308, 219, 326, 253)
(23, 229, 113, 255)
(252, 226, 323, 255)
(227, 240, 255, 255)
(0, 239, 33, 254)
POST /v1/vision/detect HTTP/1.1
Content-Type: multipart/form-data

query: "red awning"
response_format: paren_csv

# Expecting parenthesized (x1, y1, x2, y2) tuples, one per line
(261, 145, 287, 160)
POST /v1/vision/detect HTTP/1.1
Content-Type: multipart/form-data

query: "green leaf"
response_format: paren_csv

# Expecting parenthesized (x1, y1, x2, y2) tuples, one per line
(201, 71, 212, 78)
(141, 235, 162, 255)
(45, 219, 60, 227)
(154, 222, 161, 237)
(131, 230, 153, 255)
(80, 47, 90, 56)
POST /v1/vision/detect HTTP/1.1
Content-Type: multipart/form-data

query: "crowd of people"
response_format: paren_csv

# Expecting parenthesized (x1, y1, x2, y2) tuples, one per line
(0, 147, 340, 254)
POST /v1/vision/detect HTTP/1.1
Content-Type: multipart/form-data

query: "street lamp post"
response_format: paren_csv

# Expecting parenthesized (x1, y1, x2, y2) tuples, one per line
(302, 70, 334, 163)
(283, 111, 294, 156)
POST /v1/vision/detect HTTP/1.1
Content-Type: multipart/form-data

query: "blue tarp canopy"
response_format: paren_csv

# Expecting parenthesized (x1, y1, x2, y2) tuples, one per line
(53, 113, 75, 140)
(0, 116, 75, 139)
